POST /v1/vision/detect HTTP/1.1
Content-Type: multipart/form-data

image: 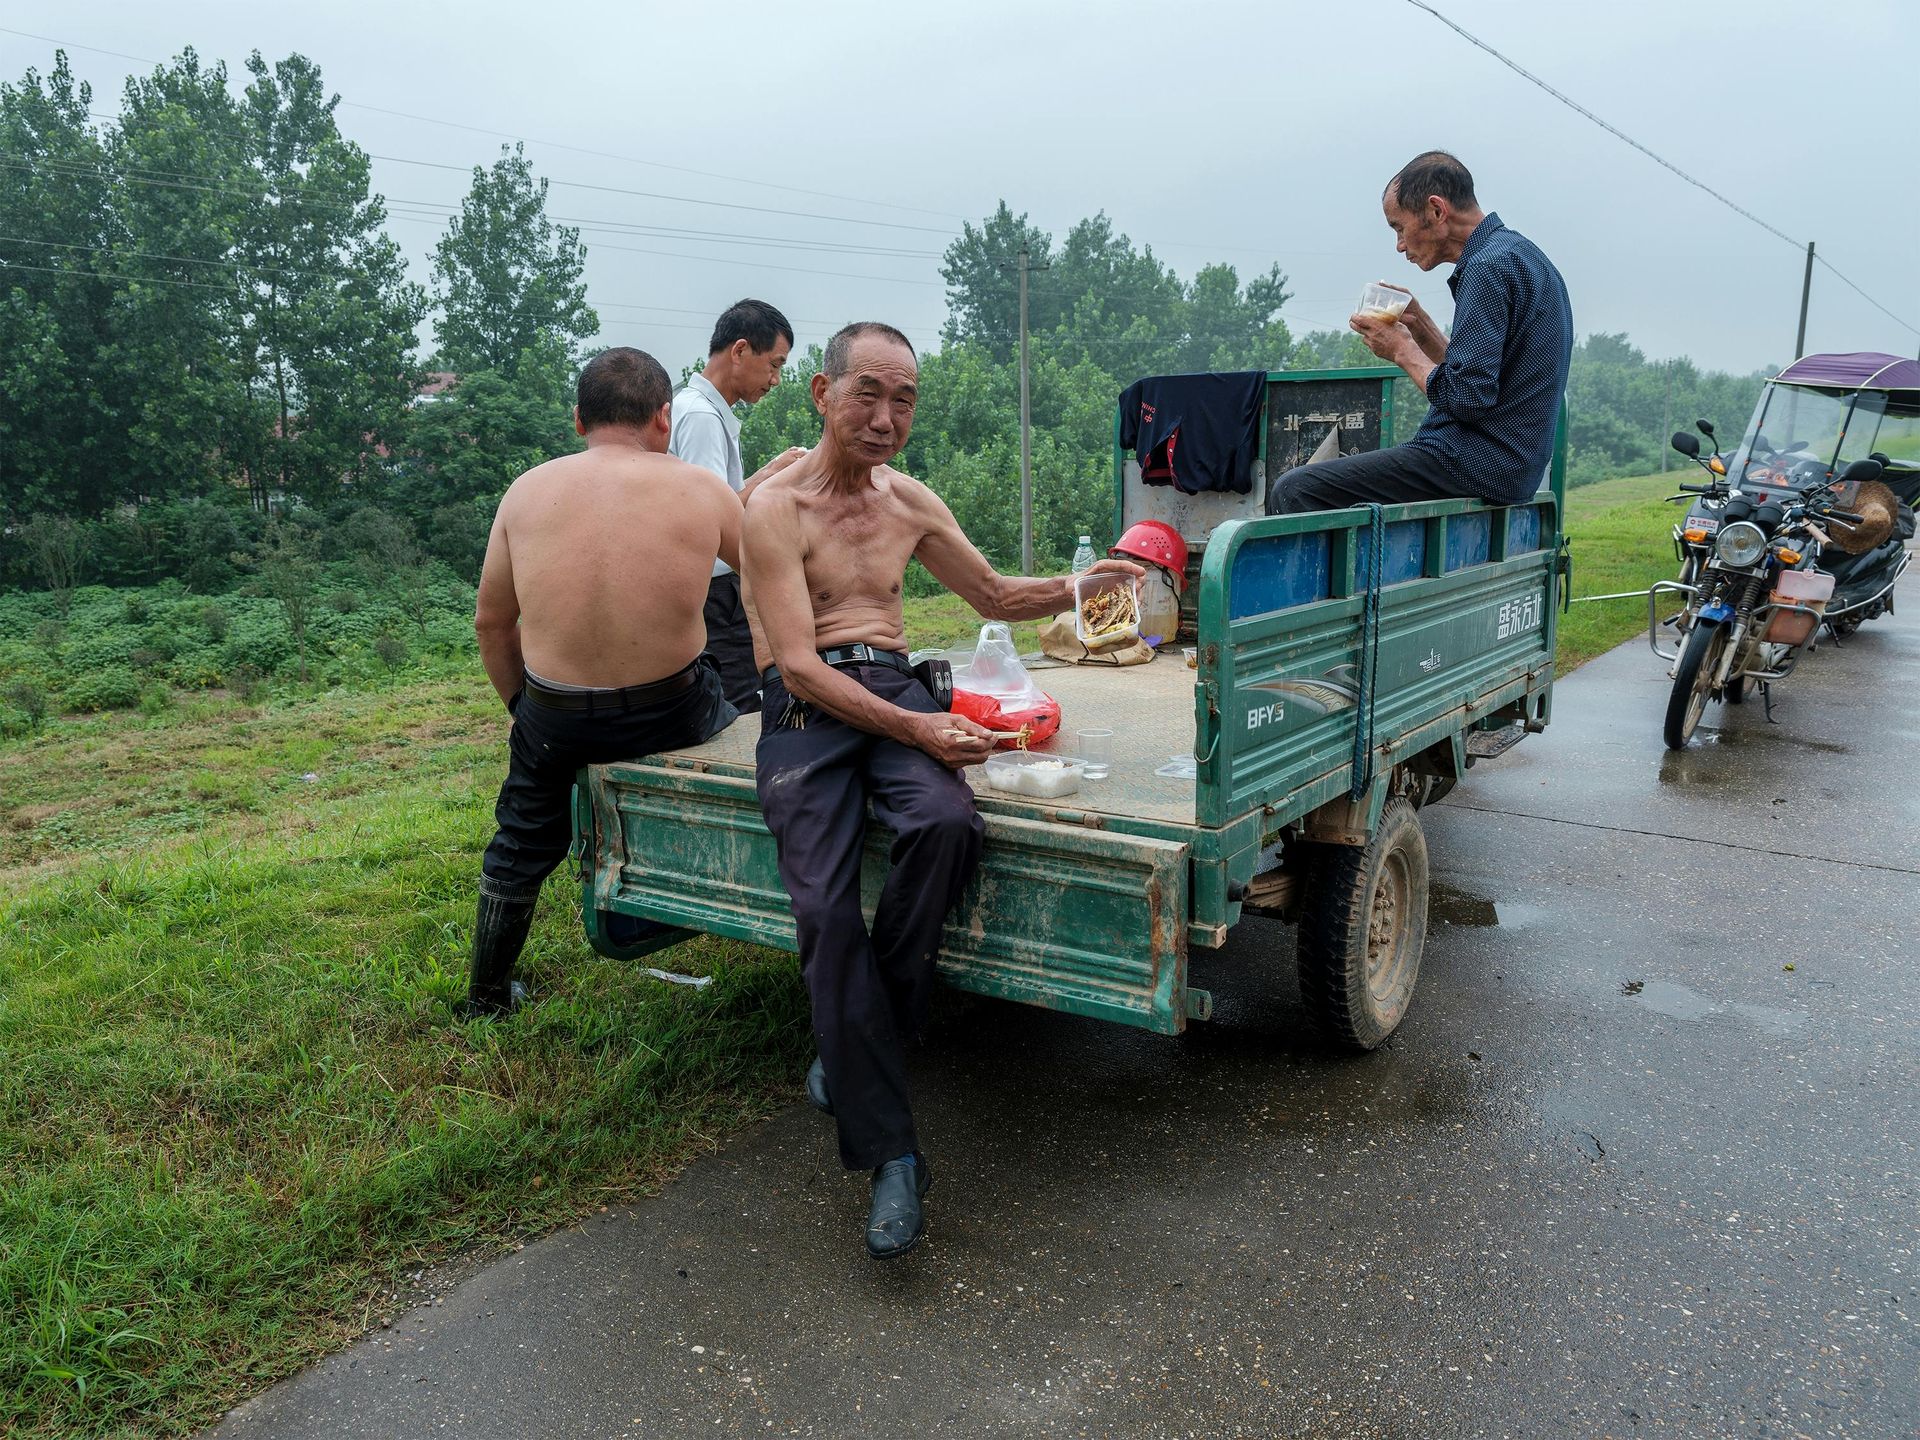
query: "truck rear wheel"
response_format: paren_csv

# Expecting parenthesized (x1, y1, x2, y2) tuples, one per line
(1296, 796, 1429, 1050)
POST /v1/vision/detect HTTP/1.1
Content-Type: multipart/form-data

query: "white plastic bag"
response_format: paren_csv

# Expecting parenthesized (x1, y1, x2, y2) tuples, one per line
(955, 622, 1047, 708)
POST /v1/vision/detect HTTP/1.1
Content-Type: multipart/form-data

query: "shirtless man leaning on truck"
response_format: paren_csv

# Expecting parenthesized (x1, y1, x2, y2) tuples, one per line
(457, 347, 768, 1020)
(741, 320, 1141, 1258)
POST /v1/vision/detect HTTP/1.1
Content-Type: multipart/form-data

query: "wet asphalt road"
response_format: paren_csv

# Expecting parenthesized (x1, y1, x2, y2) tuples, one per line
(212, 613, 1919, 1439)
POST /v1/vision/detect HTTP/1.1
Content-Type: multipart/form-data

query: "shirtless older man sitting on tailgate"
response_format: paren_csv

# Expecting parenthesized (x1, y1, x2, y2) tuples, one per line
(741, 321, 1140, 1259)
(457, 347, 752, 1019)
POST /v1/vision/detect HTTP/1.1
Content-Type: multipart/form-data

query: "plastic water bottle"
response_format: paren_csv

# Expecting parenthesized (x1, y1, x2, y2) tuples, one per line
(1071, 535, 1096, 574)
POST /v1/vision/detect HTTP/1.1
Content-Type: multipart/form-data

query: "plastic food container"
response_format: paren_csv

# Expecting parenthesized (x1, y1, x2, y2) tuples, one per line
(1763, 569, 1834, 645)
(984, 751, 1086, 798)
(1356, 282, 1411, 321)
(1074, 571, 1142, 652)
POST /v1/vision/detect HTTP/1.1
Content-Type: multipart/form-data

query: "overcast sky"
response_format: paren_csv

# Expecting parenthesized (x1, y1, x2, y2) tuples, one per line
(6, 1, 1917, 381)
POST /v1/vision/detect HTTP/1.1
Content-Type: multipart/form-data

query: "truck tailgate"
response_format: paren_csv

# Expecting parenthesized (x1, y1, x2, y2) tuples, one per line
(581, 761, 1194, 1034)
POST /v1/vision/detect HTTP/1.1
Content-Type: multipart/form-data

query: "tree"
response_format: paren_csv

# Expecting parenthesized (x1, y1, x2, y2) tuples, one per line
(19, 513, 90, 613)
(0, 54, 115, 520)
(237, 52, 425, 508)
(252, 518, 319, 682)
(338, 506, 433, 634)
(394, 363, 581, 517)
(432, 144, 598, 378)
(103, 50, 257, 506)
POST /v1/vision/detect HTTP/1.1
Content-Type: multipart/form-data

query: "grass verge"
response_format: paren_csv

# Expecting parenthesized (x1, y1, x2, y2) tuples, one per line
(0, 592, 1024, 1437)
(1559, 470, 1688, 669)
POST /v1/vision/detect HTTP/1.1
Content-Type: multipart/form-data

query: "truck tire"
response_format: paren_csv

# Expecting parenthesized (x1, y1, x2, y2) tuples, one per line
(1296, 796, 1429, 1050)
(1664, 620, 1727, 750)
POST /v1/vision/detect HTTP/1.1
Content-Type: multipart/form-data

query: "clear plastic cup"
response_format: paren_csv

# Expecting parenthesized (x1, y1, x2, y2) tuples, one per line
(1356, 282, 1411, 322)
(1077, 728, 1113, 780)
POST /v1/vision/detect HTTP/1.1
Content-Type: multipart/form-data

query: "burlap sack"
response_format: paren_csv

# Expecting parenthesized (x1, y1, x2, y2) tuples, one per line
(1039, 612, 1155, 666)
(1827, 480, 1899, 554)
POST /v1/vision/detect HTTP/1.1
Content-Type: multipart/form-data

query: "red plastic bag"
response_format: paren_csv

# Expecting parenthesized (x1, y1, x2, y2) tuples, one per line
(952, 687, 1062, 750)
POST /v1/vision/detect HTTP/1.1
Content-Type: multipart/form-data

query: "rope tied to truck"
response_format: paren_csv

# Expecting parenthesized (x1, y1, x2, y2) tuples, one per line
(1350, 503, 1386, 802)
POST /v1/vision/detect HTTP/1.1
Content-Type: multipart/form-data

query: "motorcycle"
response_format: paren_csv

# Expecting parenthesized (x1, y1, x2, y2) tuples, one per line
(1653, 453, 1885, 748)
(1650, 352, 1920, 747)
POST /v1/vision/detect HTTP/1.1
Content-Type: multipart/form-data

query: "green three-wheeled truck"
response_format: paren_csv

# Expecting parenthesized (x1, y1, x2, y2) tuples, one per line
(570, 368, 1569, 1048)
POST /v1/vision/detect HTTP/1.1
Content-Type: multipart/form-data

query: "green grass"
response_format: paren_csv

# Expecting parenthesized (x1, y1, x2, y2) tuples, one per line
(1558, 469, 1690, 670)
(0, 591, 1044, 1437)
(0, 520, 1675, 1437)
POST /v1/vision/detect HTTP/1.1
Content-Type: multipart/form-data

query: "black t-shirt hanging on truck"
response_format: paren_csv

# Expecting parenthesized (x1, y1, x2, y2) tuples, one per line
(1117, 372, 1266, 495)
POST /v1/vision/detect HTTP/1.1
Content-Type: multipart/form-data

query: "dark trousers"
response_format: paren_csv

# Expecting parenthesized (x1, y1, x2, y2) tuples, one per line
(480, 659, 737, 903)
(1266, 443, 1467, 514)
(703, 572, 762, 715)
(756, 666, 985, 1171)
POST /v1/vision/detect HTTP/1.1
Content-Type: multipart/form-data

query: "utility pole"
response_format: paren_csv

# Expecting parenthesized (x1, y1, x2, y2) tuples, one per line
(1662, 360, 1673, 471)
(1000, 242, 1048, 574)
(1794, 240, 1815, 359)
(1017, 244, 1033, 574)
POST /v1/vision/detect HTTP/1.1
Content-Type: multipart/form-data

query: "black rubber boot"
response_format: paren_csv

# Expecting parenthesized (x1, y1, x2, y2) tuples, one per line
(804, 1056, 834, 1117)
(453, 889, 538, 1021)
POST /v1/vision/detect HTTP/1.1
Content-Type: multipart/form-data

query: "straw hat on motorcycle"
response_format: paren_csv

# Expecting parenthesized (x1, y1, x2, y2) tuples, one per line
(1825, 480, 1898, 555)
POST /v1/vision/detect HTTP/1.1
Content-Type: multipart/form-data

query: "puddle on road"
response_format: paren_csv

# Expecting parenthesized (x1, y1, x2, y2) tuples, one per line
(1698, 726, 1851, 756)
(1619, 977, 1809, 1037)
(1429, 883, 1547, 930)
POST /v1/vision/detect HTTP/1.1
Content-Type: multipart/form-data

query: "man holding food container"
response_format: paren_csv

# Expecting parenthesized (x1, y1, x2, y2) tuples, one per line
(1267, 150, 1572, 514)
(740, 320, 1142, 1260)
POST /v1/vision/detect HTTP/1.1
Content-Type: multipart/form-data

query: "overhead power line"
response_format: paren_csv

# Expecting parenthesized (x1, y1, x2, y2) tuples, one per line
(1403, 0, 1919, 339)
(1, 24, 965, 225)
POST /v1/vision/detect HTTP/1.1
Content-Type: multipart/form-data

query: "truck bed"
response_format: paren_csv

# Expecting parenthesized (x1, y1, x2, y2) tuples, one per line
(650, 651, 1206, 827)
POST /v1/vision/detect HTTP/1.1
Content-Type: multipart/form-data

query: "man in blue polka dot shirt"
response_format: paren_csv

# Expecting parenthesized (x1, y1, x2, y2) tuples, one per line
(1267, 150, 1572, 514)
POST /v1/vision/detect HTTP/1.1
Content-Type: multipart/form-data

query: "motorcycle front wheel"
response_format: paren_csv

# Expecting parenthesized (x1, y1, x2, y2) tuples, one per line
(1664, 621, 1728, 750)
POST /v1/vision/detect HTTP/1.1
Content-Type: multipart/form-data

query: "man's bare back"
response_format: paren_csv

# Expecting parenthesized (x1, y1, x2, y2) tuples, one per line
(476, 442, 740, 696)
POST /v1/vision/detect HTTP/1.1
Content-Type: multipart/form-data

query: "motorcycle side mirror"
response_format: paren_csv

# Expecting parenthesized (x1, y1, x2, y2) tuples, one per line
(1695, 419, 1717, 439)
(1783, 440, 1809, 454)
(1838, 458, 1884, 485)
(1670, 431, 1701, 459)
(1869, 452, 1891, 467)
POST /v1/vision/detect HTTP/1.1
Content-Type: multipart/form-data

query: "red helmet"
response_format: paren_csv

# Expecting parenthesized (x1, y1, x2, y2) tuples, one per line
(1111, 519, 1189, 591)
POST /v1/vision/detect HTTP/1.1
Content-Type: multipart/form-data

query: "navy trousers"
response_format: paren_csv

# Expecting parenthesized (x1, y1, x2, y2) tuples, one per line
(755, 666, 985, 1171)
(1267, 443, 1467, 514)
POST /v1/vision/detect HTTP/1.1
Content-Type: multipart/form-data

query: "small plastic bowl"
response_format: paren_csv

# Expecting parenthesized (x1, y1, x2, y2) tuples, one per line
(1074, 571, 1142, 651)
(1356, 282, 1411, 321)
(984, 751, 1085, 798)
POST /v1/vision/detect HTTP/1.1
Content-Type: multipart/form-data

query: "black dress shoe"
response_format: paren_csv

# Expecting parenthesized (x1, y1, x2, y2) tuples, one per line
(804, 1056, 834, 1116)
(866, 1153, 933, 1260)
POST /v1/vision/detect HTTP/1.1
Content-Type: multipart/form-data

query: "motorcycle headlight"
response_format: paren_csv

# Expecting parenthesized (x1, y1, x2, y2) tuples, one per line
(1714, 521, 1768, 567)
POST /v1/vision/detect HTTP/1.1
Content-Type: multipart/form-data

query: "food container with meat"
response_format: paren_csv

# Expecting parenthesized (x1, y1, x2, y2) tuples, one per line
(1073, 571, 1142, 652)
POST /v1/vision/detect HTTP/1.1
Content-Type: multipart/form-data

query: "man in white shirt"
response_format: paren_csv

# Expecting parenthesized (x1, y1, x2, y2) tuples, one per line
(670, 299, 801, 714)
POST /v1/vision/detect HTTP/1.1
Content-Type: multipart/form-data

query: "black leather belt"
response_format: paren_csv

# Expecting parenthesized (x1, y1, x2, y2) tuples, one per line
(761, 644, 912, 688)
(521, 659, 700, 713)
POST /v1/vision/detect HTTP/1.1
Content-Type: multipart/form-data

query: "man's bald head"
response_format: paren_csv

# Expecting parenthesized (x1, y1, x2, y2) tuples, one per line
(813, 322, 919, 470)
(823, 321, 916, 380)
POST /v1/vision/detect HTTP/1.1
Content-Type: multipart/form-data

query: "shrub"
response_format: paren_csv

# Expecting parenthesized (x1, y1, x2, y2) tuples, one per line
(33, 619, 66, 651)
(167, 654, 225, 689)
(123, 594, 150, 624)
(327, 589, 363, 614)
(3, 679, 49, 729)
(139, 684, 175, 717)
(64, 665, 142, 713)
(199, 603, 231, 642)
(372, 632, 409, 670)
(228, 663, 266, 703)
